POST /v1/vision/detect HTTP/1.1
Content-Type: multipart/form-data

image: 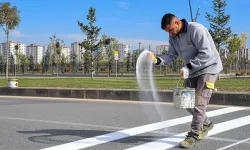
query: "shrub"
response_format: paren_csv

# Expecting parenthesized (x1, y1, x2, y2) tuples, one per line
(235, 72, 241, 76)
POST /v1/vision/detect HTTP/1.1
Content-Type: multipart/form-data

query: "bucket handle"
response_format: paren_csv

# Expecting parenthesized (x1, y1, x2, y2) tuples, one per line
(177, 78, 192, 88)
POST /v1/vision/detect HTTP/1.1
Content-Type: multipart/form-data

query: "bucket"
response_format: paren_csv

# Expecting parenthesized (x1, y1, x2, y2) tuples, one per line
(8, 78, 18, 88)
(173, 79, 195, 109)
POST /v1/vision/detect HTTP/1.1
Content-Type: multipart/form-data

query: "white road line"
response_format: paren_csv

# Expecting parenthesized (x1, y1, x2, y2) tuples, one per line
(217, 137, 250, 150)
(126, 115, 250, 150)
(41, 107, 247, 150)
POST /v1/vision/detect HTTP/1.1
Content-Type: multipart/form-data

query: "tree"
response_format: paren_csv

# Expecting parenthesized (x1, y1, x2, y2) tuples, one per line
(19, 53, 27, 74)
(42, 51, 50, 74)
(0, 2, 20, 78)
(78, 7, 102, 80)
(205, 0, 231, 50)
(161, 49, 167, 56)
(9, 53, 14, 73)
(0, 55, 3, 73)
(94, 49, 103, 75)
(14, 44, 19, 75)
(126, 52, 131, 72)
(61, 54, 67, 74)
(102, 35, 118, 77)
(28, 55, 34, 74)
(72, 53, 78, 75)
(49, 34, 64, 77)
(226, 34, 241, 73)
(51, 53, 56, 74)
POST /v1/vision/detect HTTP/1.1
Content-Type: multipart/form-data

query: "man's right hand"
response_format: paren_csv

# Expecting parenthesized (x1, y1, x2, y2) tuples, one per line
(146, 51, 157, 64)
(146, 51, 164, 65)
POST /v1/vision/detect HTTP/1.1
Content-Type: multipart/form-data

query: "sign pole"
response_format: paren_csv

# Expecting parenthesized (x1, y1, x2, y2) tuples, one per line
(114, 50, 119, 78)
(116, 60, 117, 77)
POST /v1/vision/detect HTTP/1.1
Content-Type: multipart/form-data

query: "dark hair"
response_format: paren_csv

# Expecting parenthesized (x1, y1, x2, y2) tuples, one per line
(161, 13, 176, 30)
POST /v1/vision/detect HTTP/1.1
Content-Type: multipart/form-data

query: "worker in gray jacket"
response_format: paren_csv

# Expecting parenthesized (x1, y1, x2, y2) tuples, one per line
(156, 13, 223, 148)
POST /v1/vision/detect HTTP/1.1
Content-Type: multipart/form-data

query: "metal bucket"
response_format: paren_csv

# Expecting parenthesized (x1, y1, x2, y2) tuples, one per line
(8, 78, 18, 88)
(173, 79, 195, 109)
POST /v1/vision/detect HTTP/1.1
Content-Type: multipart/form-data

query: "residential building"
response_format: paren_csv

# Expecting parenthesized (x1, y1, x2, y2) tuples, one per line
(219, 48, 230, 58)
(43, 45, 49, 56)
(0, 41, 26, 57)
(61, 46, 71, 62)
(117, 43, 130, 62)
(26, 44, 43, 64)
(71, 42, 85, 63)
(155, 44, 169, 55)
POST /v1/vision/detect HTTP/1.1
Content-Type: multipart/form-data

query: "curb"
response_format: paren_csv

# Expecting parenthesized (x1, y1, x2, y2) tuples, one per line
(0, 87, 249, 106)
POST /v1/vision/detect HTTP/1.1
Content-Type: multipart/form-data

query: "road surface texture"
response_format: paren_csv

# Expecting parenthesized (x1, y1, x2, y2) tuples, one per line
(0, 96, 249, 150)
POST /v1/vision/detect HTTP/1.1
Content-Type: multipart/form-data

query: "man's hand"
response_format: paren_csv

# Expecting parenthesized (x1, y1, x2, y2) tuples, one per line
(146, 51, 164, 65)
(186, 63, 193, 70)
(146, 51, 157, 64)
(180, 67, 189, 79)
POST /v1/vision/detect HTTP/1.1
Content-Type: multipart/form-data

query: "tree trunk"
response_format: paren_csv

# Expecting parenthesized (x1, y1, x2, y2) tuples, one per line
(91, 51, 93, 80)
(57, 55, 59, 77)
(5, 32, 9, 79)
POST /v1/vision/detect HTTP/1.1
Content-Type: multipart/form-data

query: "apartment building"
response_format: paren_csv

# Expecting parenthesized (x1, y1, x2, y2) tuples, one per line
(237, 47, 250, 60)
(0, 41, 26, 57)
(117, 43, 130, 62)
(155, 44, 168, 55)
(71, 42, 85, 63)
(26, 44, 43, 64)
(61, 46, 71, 62)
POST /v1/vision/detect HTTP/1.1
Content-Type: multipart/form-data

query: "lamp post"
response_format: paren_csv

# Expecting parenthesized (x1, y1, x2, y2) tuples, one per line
(188, 0, 193, 21)
(138, 42, 141, 51)
(188, 0, 200, 22)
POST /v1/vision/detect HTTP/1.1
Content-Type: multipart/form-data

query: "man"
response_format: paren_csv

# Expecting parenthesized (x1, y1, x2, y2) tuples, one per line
(155, 13, 223, 148)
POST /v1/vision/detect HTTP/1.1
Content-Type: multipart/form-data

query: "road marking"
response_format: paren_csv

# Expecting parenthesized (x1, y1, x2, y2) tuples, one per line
(217, 137, 250, 150)
(40, 107, 247, 150)
(126, 115, 250, 150)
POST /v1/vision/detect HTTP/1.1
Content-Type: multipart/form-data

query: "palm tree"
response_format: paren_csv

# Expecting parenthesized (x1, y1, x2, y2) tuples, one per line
(0, 2, 21, 78)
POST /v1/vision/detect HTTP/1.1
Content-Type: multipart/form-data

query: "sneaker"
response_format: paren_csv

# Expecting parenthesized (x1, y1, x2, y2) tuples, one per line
(179, 135, 198, 148)
(198, 123, 214, 140)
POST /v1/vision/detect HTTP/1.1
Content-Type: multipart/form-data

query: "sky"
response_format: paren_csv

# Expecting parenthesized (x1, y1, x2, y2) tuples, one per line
(0, 0, 249, 51)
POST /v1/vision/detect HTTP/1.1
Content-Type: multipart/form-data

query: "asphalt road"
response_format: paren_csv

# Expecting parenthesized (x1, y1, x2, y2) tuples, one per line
(0, 96, 249, 150)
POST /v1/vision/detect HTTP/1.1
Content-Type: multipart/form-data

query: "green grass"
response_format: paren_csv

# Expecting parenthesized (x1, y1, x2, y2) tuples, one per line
(0, 77, 249, 92)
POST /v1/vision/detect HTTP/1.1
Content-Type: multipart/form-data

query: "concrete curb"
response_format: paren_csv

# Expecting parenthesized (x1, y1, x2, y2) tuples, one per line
(0, 87, 249, 106)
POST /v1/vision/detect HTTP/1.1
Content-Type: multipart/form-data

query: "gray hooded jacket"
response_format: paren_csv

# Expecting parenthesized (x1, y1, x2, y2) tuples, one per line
(160, 19, 223, 78)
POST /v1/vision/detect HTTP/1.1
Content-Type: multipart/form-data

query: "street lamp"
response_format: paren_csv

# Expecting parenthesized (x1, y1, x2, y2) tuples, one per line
(138, 42, 141, 51)
(188, 0, 200, 22)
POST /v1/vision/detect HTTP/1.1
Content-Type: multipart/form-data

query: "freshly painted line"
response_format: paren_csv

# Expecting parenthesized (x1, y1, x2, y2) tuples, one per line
(217, 137, 250, 150)
(126, 115, 250, 150)
(41, 107, 247, 150)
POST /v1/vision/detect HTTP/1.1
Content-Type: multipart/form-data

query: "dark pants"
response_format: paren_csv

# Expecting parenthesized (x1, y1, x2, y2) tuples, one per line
(184, 74, 219, 135)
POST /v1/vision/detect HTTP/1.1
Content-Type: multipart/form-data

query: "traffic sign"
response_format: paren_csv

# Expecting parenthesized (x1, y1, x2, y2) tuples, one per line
(114, 50, 119, 60)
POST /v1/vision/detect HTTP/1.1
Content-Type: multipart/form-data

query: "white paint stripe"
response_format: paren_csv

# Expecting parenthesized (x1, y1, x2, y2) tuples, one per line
(126, 115, 250, 150)
(41, 107, 247, 150)
(217, 137, 250, 150)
